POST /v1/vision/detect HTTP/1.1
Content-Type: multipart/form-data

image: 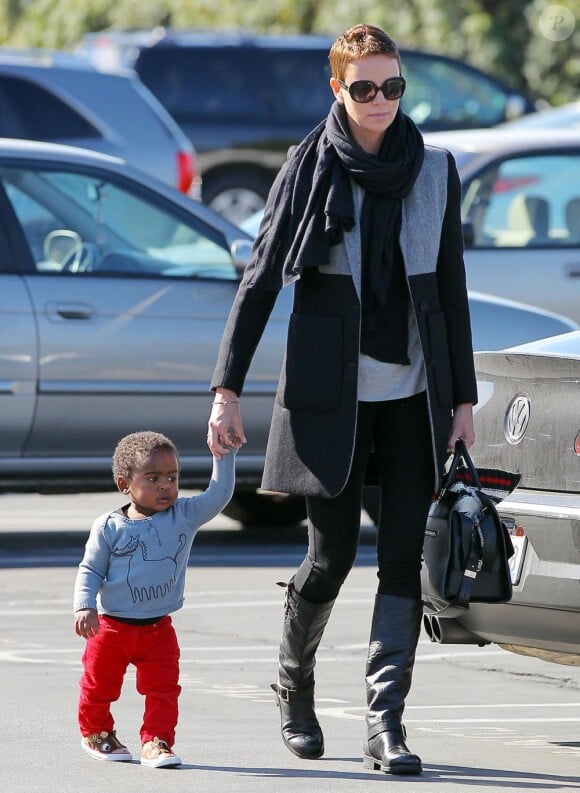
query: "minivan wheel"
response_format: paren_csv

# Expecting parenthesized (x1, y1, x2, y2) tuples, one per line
(203, 169, 270, 224)
(222, 490, 307, 527)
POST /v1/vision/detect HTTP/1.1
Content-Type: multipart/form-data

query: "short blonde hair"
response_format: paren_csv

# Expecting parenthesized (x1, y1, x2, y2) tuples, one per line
(329, 24, 401, 81)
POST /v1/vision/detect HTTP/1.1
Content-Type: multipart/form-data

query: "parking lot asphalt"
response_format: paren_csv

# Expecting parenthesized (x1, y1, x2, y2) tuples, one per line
(2, 562, 580, 793)
(3, 491, 580, 793)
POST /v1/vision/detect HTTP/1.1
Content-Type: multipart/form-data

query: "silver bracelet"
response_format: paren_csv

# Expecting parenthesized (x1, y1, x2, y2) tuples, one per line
(212, 400, 239, 406)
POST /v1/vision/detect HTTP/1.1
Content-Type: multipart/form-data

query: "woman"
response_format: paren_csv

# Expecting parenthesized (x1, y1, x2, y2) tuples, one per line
(207, 23, 477, 776)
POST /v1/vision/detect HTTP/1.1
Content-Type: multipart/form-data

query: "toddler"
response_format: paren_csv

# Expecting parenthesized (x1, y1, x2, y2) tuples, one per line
(73, 430, 236, 768)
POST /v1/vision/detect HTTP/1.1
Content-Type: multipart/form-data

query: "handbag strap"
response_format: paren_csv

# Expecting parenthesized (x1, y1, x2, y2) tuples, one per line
(440, 439, 482, 496)
(452, 512, 485, 610)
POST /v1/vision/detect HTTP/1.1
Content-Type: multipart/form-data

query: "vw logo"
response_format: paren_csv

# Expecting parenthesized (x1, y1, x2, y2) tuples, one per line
(504, 394, 531, 445)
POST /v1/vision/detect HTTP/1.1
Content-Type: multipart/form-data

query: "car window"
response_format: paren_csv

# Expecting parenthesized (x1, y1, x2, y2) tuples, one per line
(136, 47, 332, 124)
(401, 53, 508, 129)
(461, 153, 580, 248)
(0, 166, 237, 279)
(263, 50, 333, 123)
(0, 75, 98, 140)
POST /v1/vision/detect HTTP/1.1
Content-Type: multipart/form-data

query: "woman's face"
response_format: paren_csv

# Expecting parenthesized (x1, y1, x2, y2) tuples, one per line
(330, 54, 401, 153)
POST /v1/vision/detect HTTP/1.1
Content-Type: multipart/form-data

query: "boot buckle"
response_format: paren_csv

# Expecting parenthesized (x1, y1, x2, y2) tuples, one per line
(275, 683, 292, 703)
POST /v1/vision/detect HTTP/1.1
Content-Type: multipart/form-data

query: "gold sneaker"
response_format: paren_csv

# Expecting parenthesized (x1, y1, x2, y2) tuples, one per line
(141, 737, 181, 768)
(81, 730, 132, 762)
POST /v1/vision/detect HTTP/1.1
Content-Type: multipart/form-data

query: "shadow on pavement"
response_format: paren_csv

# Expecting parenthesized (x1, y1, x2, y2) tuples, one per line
(174, 761, 580, 787)
(0, 522, 378, 570)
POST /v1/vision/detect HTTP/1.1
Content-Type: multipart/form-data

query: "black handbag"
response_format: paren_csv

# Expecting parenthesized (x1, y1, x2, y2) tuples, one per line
(421, 439, 521, 618)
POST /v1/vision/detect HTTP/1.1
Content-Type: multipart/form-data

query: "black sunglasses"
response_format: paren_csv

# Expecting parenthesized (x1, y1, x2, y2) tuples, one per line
(338, 76, 406, 103)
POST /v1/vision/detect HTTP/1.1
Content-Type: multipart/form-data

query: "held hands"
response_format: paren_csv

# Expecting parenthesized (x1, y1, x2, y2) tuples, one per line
(74, 608, 100, 639)
(207, 388, 246, 460)
(447, 402, 475, 452)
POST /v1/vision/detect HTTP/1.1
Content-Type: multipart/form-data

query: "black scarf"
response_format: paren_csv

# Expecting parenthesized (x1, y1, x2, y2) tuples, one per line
(327, 105, 424, 363)
(245, 103, 424, 363)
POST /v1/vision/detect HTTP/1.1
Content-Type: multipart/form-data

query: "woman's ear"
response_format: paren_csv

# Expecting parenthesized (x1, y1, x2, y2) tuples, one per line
(329, 77, 343, 103)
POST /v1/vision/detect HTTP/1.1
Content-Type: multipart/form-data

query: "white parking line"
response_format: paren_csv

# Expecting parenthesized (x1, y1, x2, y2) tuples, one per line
(409, 718, 580, 723)
(315, 706, 580, 724)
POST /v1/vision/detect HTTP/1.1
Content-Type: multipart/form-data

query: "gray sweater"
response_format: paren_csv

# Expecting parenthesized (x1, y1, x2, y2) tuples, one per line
(322, 180, 427, 402)
(73, 453, 235, 619)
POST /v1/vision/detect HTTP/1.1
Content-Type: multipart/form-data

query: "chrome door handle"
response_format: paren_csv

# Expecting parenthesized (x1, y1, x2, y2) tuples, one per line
(46, 302, 95, 320)
(565, 263, 580, 278)
(57, 309, 94, 319)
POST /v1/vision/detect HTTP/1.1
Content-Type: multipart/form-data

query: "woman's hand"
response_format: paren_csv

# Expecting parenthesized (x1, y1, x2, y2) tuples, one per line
(207, 388, 247, 460)
(447, 402, 475, 451)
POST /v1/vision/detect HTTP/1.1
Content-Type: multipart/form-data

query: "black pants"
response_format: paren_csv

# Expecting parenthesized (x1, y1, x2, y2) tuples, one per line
(294, 392, 434, 602)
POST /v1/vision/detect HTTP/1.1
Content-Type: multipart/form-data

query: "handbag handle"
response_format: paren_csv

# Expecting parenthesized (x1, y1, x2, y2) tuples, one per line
(440, 438, 482, 495)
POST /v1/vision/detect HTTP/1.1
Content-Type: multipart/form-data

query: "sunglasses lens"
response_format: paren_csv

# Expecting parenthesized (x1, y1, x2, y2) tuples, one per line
(349, 81, 376, 103)
(383, 77, 406, 100)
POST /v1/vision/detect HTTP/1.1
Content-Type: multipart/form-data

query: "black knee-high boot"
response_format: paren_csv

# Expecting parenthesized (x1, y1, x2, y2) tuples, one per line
(271, 581, 336, 759)
(363, 594, 423, 775)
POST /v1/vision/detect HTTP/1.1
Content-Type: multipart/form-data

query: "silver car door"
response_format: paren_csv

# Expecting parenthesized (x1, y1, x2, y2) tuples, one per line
(1, 165, 277, 482)
(0, 251, 37, 461)
(0, 276, 37, 458)
(0, 185, 38, 461)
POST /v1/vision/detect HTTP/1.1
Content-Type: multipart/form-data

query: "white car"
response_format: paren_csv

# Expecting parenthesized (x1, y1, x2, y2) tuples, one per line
(498, 100, 580, 131)
(425, 129, 580, 323)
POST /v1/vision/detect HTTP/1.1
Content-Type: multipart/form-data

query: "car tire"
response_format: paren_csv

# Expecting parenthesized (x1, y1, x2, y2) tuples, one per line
(224, 489, 380, 528)
(222, 489, 307, 527)
(202, 169, 271, 224)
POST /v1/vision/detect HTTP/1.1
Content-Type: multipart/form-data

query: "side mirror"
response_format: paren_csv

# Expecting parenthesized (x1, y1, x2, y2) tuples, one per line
(462, 219, 475, 248)
(504, 94, 528, 121)
(231, 238, 253, 270)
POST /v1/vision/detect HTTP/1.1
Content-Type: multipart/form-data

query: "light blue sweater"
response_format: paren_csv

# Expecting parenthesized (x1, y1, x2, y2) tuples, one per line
(74, 453, 235, 619)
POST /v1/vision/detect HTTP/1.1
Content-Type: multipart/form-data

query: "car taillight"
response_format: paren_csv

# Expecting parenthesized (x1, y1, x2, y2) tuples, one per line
(575, 430, 580, 456)
(177, 150, 195, 194)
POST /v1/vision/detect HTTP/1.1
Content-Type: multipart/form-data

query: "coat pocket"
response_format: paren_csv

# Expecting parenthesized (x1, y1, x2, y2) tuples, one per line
(426, 310, 454, 408)
(280, 313, 343, 411)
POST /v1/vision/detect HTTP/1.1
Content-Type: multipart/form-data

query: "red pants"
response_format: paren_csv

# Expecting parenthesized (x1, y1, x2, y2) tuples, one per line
(78, 615, 181, 747)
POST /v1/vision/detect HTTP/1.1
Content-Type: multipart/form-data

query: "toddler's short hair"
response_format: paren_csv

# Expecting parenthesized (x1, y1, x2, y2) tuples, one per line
(329, 24, 400, 81)
(112, 431, 179, 480)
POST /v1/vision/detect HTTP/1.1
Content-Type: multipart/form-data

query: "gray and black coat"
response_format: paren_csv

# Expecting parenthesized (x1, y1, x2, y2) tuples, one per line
(212, 145, 478, 497)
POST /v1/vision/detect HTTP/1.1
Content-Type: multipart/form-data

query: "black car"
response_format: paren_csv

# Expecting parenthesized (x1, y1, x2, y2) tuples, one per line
(77, 29, 535, 222)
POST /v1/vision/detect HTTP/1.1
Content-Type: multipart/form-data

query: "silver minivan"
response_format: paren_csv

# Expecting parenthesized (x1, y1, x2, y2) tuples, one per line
(0, 48, 199, 195)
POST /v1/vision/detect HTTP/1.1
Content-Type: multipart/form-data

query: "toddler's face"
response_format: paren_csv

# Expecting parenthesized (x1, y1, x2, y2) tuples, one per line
(120, 449, 179, 517)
